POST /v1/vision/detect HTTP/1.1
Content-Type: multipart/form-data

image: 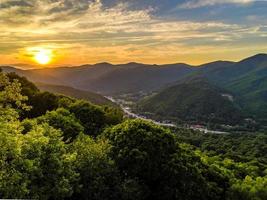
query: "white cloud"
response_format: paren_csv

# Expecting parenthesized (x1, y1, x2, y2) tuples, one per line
(0, 0, 246, 42)
(178, 0, 264, 9)
(0, 0, 267, 65)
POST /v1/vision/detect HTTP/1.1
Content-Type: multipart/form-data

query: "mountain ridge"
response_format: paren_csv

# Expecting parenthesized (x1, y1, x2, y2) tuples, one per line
(136, 78, 244, 125)
(1, 53, 267, 118)
(36, 82, 117, 107)
(2, 53, 266, 72)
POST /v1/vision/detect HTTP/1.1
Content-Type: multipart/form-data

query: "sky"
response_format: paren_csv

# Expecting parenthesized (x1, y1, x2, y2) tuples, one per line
(0, 0, 267, 68)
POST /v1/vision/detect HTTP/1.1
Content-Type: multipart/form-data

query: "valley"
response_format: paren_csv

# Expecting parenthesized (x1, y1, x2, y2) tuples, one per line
(106, 96, 230, 134)
(2, 53, 267, 132)
(105, 96, 177, 127)
(1, 55, 266, 200)
(1, 1, 267, 199)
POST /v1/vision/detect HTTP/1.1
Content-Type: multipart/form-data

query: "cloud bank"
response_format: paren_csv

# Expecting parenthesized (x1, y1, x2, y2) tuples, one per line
(0, 0, 267, 66)
(178, 0, 265, 9)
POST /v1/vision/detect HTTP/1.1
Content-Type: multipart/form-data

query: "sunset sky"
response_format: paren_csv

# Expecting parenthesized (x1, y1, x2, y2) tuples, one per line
(1, 0, 267, 68)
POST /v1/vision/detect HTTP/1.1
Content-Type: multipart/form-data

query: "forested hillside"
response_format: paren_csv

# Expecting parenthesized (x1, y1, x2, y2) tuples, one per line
(36, 82, 116, 106)
(196, 54, 267, 118)
(0, 70, 266, 200)
(136, 78, 244, 125)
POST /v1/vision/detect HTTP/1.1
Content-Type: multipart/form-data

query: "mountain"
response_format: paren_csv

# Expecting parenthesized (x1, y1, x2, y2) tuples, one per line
(225, 55, 267, 117)
(165, 54, 267, 118)
(3, 54, 266, 96)
(77, 63, 195, 95)
(197, 54, 267, 85)
(1, 63, 196, 95)
(194, 54, 267, 118)
(1, 66, 24, 73)
(35, 82, 116, 106)
(136, 78, 244, 125)
(1, 54, 267, 118)
(225, 71, 267, 118)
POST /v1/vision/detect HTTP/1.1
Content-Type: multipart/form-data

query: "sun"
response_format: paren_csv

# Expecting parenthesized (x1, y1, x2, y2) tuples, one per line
(34, 49, 52, 65)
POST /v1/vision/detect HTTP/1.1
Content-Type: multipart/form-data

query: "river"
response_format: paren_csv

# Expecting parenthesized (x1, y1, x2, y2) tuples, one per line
(106, 96, 229, 134)
(106, 96, 176, 127)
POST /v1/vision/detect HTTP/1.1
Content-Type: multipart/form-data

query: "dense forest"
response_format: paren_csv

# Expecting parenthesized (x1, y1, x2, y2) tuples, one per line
(136, 78, 244, 126)
(0, 70, 266, 199)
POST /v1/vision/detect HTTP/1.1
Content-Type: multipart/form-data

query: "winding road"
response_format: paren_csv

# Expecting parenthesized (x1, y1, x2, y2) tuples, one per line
(106, 96, 229, 134)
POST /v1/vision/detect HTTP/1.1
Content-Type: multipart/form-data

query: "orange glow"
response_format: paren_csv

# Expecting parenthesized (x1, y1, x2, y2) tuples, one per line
(33, 48, 53, 65)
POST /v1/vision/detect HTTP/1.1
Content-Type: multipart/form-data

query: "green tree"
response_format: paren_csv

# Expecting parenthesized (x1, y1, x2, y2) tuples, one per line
(20, 124, 78, 199)
(69, 100, 107, 137)
(26, 91, 59, 118)
(6, 72, 39, 98)
(37, 108, 84, 142)
(0, 72, 30, 111)
(70, 134, 122, 200)
(102, 106, 124, 125)
(0, 112, 78, 199)
(104, 119, 222, 200)
(0, 109, 27, 198)
(228, 176, 267, 200)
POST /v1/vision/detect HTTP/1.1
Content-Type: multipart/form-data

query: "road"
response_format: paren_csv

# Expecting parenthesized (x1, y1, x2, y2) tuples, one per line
(105, 96, 176, 127)
(106, 96, 229, 134)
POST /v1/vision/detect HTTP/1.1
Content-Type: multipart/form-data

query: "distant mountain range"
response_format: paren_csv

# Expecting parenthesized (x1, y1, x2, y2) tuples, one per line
(1, 62, 194, 94)
(1, 53, 267, 120)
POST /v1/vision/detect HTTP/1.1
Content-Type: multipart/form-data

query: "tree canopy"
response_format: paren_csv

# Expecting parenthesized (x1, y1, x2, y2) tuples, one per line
(0, 71, 266, 200)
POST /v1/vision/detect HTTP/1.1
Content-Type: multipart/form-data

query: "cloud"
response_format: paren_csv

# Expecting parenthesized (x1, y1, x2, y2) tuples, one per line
(0, 0, 251, 42)
(0, 0, 267, 65)
(178, 0, 265, 9)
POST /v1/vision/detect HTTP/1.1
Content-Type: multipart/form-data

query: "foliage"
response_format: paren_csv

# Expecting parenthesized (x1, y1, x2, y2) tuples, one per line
(175, 128, 267, 199)
(0, 112, 77, 199)
(104, 119, 226, 200)
(0, 72, 266, 200)
(0, 72, 31, 111)
(6, 72, 39, 97)
(175, 129, 267, 165)
(36, 82, 117, 106)
(228, 176, 267, 200)
(25, 91, 60, 118)
(137, 78, 243, 125)
(70, 135, 122, 200)
(68, 100, 123, 137)
(37, 108, 84, 142)
(102, 105, 124, 125)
